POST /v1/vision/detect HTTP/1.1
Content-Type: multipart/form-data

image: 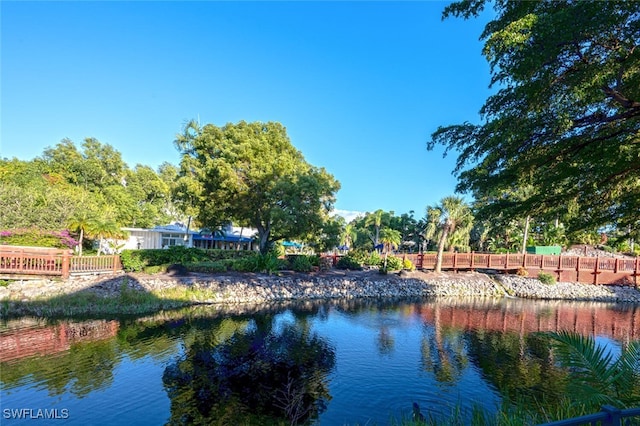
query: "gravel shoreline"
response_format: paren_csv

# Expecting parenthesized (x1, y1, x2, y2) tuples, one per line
(2, 269, 640, 305)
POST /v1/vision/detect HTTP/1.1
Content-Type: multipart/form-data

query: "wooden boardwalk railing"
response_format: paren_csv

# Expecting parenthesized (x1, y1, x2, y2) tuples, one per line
(1, 245, 638, 285)
(0, 246, 120, 279)
(323, 252, 640, 286)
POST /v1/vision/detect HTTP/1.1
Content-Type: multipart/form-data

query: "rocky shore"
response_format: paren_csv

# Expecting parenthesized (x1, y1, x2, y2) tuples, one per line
(2, 269, 640, 306)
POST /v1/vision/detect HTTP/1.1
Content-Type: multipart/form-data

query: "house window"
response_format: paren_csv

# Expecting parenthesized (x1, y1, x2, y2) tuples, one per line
(162, 233, 186, 247)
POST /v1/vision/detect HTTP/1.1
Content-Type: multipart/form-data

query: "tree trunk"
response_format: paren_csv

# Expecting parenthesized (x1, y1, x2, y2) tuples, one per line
(435, 226, 449, 273)
(257, 224, 270, 255)
(521, 215, 531, 255)
(78, 228, 84, 257)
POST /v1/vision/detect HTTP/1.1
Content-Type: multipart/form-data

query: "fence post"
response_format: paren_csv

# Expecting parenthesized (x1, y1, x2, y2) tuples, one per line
(600, 405, 622, 426)
(635, 257, 639, 289)
(61, 250, 70, 279)
(113, 255, 120, 274)
(557, 255, 562, 281)
(18, 248, 25, 274)
(594, 256, 600, 285)
(576, 256, 581, 283)
(470, 251, 475, 271)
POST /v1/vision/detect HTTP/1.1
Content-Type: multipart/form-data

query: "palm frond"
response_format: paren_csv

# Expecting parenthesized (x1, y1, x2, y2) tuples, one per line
(547, 331, 624, 407)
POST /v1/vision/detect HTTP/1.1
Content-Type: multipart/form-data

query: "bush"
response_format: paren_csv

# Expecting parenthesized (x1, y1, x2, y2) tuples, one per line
(203, 249, 256, 261)
(538, 271, 556, 285)
(347, 248, 370, 265)
(291, 255, 313, 273)
(231, 257, 255, 272)
(0, 228, 78, 249)
(384, 256, 403, 271)
(516, 267, 529, 277)
(402, 258, 415, 271)
(120, 250, 146, 272)
(229, 252, 282, 274)
(186, 261, 229, 273)
(336, 255, 362, 270)
(365, 251, 382, 267)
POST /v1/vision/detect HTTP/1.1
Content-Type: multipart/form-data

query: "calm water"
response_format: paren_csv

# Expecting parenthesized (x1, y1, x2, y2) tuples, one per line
(1, 297, 638, 425)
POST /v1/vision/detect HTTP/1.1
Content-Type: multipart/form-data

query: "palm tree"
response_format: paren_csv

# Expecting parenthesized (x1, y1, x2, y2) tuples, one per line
(425, 196, 473, 273)
(379, 228, 401, 270)
(340, 223, 357, 250)
(89, 218, 121, 256)
(365, 209, 387, 248)
(67, 211, 97, 256)
(547, 331, 640, 410)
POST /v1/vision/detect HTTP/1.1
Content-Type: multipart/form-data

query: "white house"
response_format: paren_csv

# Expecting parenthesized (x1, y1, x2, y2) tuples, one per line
(118, 223, 258, 251)
(120, 223, 198, 250)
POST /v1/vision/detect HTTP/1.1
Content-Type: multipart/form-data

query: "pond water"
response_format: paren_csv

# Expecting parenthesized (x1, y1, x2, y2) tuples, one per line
(1, 297, 639, 425)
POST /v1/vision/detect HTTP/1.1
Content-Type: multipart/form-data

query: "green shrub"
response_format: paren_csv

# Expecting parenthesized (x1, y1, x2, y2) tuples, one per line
(229, 252, 282, 274)
(291, 255, 313, 273)
(347, 248, 369, 265)
(365, 251, 382, 267)
(336, 255, 362, 270)
(231, 257, 255, 272)
(186, 261, 228, 273)
(385, 256, 403, 271)
(203, 249, 256, 261)
(402, 258, 415, 271)
(120, 250, 147, 272)
(538, 271, 556, 285)
(0, 228, 78, 249)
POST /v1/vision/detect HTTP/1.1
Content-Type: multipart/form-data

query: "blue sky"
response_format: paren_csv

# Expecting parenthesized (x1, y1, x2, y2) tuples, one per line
(1, 1, 494, 222)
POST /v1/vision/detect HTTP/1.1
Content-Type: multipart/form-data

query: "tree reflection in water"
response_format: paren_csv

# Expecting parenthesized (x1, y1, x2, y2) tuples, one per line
(420, 305, 468, 384)
(162, 317, 336, 426)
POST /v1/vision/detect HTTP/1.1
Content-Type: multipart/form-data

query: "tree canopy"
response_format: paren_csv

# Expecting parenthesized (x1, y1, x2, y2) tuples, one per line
(174, 120, 340, 254)
(429, 1, 640, 236)
(0, 138, 182, 249)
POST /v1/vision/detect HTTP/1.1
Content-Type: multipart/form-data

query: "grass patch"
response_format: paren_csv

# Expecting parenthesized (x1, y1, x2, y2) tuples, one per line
(0, 279, 225, 318)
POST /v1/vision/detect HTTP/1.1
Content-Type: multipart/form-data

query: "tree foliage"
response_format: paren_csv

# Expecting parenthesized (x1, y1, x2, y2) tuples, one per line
(547, 331, 640, 410)
(429, 1, 640, 235)
(174, 120, 340, 254)
(1, 138, 181, 248)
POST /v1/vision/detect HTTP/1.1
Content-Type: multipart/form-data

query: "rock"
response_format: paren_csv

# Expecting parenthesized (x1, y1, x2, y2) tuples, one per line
(1, 269, 639, 305)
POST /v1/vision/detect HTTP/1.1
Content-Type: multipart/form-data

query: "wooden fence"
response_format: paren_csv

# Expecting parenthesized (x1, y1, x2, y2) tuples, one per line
(0, 246, 120, 279)
(1, 245, 638, 286)
(323, 252, 640, 286)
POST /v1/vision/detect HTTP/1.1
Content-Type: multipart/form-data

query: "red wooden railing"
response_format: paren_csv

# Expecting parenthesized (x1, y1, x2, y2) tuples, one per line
(322, 252, 640, 286)
(1, 245, 638, 286)
(0, 245, 120, 278)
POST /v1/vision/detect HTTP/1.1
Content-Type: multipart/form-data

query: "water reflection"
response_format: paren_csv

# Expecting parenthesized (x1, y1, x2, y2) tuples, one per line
(0, 298, 638, 425)
(162, 315, 336, 425)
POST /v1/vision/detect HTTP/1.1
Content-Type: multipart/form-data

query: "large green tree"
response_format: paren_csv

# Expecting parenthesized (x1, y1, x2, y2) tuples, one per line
(429, 1, 640, 235)
(174, 120, 340, 254)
